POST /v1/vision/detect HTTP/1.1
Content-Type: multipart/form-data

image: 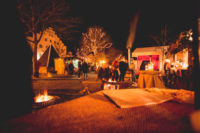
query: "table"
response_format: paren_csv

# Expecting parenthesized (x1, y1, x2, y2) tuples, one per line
(137, 70, 165, 88)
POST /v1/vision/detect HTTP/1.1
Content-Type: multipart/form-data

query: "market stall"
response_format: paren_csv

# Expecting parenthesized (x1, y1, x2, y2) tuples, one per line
(164, 48, 193, 89)
(38, 45, 59, 74)
(132, 46, 169, 74)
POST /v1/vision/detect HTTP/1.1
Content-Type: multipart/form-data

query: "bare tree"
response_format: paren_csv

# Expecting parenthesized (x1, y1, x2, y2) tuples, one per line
(150, 25, 171, 72)
(17, 0, 82, 77)
(77, 26, 112, 65)
(76, 45, 91, 60)
(106, 47, 123, 64)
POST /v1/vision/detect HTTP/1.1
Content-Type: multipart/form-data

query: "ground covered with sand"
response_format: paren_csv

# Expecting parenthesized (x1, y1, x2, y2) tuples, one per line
(0, 90, 195, 133)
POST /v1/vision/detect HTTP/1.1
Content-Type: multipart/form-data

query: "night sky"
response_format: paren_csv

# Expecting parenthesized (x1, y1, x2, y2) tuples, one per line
(69, 0, 197, 54)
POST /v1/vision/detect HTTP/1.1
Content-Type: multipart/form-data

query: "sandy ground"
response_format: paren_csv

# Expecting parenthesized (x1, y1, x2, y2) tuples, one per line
(0, 91, 195, 133)
(0, 72, 196, 133)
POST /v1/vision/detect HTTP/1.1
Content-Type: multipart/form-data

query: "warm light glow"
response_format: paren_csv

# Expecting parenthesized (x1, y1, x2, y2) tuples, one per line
(37, 53, 41, 60)
(108, 79, 112, 82)
(189, 36, 193, 41)
(108, 78, 116, 82)
(100, 60, 106, 64)
(34, 89, 54, 103)
(146, 62, 154, 71)
(182, 63, 188, 69)
(148, 64, 154, 70)
(103, 78, 119, 90)
(165, 59, 171, 63)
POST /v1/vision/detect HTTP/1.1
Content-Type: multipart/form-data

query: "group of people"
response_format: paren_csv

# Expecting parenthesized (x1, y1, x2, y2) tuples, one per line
(68, 59, 137, 82)
(64, 61, 89, 80)
(163, 61, 193, 90)
(97, 60, 130, 82)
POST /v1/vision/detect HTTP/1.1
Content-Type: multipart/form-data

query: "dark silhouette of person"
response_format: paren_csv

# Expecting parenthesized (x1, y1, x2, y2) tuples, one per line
(65, 62, 69, 74)
(104, 66, 111, 81)
(140, 61, 149, 70)
(98, 67, 103, 80)
(119, 60, 128, 81)
(68, 61, 74, 75)
(0, 1, 34, 121)
(111, 59, 119, 81)
(77, 61, 82, 78)
(82, 61, 88, 80)
(111, 66, 119, 81)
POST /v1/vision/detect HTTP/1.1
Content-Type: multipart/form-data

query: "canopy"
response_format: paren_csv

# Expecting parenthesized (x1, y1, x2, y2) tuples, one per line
(38, 45, 59, 68)
(132, 46, 169, 72)
(132, 46, 168, 57)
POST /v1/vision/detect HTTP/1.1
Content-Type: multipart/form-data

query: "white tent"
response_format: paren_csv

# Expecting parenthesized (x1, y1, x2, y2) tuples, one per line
(132, 46, 168, 57)
(132, 46, 169, 72)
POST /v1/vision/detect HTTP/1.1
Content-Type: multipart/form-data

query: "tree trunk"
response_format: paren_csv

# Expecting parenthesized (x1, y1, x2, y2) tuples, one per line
(33, 43, 39, 77)
(193, 17, 200, 110)
(32, 31, 39, 78)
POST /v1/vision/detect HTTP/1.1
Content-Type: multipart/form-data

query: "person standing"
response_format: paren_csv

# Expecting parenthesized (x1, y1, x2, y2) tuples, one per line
(119, 60, 128, 81)
(130, 60, 136, 82)
(77, 61, 82, 79)
(111, 59, 119, 81)
(65, 62, 69, 74)
(68, 61, 74, 75)
(97, 66, 103, 80)
(82, 61, 88, 80)
(111, 66, 119, 81)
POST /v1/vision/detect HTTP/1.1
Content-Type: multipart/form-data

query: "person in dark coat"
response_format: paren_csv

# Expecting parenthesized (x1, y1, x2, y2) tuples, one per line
(82, 61, 88, 80)
(68, 61, 74, 75)
(98, 67, 103, 80)
(77, 61, 82, 78)
(119, 60, 128, 81)
(103, 66, 111, 81)
(111, 59, 119, 81)
(111, 66, 119, 81)
(65, 62, 69, 74)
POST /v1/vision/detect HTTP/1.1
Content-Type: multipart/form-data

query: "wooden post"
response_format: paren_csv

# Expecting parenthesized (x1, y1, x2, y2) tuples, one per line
(128, 48, 131, 69)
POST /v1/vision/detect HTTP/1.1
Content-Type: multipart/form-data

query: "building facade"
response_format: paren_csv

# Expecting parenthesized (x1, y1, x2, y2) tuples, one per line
(28, 27, 67, 60)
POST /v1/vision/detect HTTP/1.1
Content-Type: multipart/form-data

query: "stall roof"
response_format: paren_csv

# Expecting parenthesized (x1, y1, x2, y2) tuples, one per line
(38, 45, 59, 67)
(132, 46, 169, 57)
